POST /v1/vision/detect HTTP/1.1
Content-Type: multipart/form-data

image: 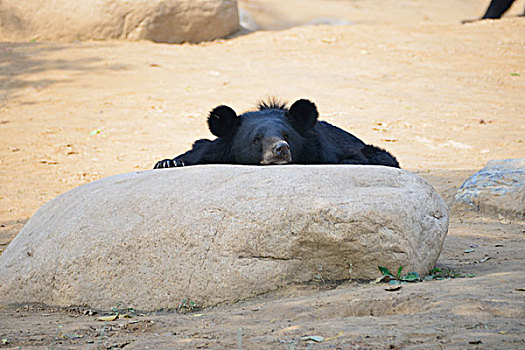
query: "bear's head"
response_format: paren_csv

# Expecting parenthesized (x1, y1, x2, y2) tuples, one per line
(207, 99, 318, 165)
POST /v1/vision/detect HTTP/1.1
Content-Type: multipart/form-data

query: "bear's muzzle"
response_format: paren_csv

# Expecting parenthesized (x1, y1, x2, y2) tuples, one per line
(261, 140, 292, 165)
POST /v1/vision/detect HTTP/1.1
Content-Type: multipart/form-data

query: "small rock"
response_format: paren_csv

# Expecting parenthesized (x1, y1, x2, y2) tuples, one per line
(454, 159, 525, 218)
(238, 7, 258, 31)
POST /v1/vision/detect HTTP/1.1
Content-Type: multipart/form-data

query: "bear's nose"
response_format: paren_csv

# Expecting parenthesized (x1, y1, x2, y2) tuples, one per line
(273, 141, 290, 156)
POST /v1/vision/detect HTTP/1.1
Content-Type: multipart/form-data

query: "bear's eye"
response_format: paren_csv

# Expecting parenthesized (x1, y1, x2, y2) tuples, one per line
(253, 135, 262, 144)
(282, 132, 289, 141)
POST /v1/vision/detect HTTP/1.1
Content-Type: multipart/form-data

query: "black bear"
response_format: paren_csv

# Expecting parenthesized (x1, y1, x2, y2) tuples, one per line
(153, 99, 399, 169)
(462, 0, 524, 23)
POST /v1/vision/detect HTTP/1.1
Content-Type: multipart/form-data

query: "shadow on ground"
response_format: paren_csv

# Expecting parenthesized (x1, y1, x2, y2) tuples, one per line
(0, 42, 129, 105)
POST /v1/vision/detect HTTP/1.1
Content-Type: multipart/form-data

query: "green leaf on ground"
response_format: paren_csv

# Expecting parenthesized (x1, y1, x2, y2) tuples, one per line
(401, 271, 421, 282)
(378, 266, 394, 277)
(397, 266, 403, 279)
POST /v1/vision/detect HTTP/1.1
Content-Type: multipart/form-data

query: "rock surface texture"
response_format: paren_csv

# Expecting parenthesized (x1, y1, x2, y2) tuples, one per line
(0, 0, 239, 43)
(454, 158, 525, 218)
(0, 165, 448, 310)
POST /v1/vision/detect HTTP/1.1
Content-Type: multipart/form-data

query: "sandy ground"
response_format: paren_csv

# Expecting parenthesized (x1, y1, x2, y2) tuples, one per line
(0, 0, 524, 348)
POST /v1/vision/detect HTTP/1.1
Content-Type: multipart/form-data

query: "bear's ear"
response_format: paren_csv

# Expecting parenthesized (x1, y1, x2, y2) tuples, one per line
(208, 105, 240, 137)
(288, 100, 319, 132)
(288, 99, 318, 132)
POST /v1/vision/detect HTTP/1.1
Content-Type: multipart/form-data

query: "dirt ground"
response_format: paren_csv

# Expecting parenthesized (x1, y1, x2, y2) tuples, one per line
(0, 0, 524, 348)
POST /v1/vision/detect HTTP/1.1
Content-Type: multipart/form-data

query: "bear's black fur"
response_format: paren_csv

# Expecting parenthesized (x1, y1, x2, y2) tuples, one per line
(482, 0, 521, 19)
(153, 99, 399, 169)
(462, 0, 524, 23)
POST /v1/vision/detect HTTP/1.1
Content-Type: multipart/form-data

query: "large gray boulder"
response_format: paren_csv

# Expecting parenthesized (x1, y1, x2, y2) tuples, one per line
(0, 0, 239, 43)
(454, 159, 524, 218)
(0, 165, 448, 310)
